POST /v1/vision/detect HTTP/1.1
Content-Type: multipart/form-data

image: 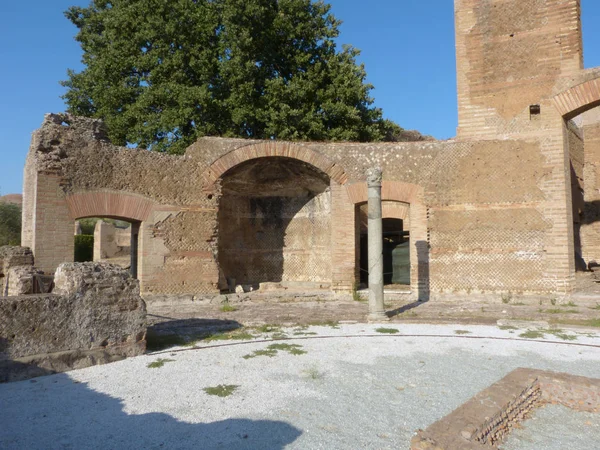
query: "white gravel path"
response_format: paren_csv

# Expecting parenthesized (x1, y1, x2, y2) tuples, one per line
(1, 323, 599, 449)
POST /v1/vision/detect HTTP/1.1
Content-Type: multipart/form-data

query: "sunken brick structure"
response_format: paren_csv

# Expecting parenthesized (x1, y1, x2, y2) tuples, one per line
(22, 0, 600, 299)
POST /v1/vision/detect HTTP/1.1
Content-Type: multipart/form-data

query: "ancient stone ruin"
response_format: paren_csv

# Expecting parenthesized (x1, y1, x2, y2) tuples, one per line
(4, 0, 600, 379)
(20, 0, 600, 306)
(0, 256, 146, 382)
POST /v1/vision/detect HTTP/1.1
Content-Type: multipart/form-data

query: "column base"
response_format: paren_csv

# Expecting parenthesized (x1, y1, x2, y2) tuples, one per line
(367, 312, 390, 323)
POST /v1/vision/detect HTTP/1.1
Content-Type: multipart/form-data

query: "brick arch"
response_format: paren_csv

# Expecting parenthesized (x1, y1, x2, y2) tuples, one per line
(345, 181, 423, 205)
(552, 77, 600, 120)
(65, 191, 155, 221)
(203, 142, 348, 185)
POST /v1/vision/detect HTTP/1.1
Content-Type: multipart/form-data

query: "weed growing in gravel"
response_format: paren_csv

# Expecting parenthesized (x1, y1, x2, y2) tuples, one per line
(544, 308, 579, 314)
(519, 329, 577, 341)
(498, 325, 518, 331)
(519, 330, 545, 339)
(309, 320, 340, 329)
(205, 330, 254, 342)
(271, 333, 289, 340)
(501, 292, 512, 304)
(550, 297, 557, 306)
(255, 324, 281, 333)
(203, 385, 239, 397)
(375, 327, 399, 334)
(565, 301, 577, 307)
(352, 283, 365, 302)
(303, 366, 323, 380)
(147, 358, 175, 368)
(454, 330, 471, 335)
(585, 319, 600, 328)
(243, 343, 306, 359)
(220, 302, 238, 312)
(545, 329, 577, 341)
(293, 331, 318, 336)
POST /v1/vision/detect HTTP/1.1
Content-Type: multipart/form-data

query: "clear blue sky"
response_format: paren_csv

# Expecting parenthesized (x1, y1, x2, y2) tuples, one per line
(1, 1, 600, 195)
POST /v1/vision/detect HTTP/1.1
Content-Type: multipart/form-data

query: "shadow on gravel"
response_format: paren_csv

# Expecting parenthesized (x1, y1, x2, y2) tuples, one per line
(0, 372, 302, 449)
(386, 301, 426, 318)
(146, 318, 243, 351)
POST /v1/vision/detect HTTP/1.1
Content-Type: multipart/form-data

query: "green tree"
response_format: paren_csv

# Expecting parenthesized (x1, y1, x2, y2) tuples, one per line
(62, 0, 406, 154)
(0, 203, 21, 246)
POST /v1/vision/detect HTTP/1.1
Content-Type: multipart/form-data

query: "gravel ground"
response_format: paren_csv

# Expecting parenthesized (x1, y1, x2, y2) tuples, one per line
(1, 323, 599, 449)
(500, 404, 600, 450)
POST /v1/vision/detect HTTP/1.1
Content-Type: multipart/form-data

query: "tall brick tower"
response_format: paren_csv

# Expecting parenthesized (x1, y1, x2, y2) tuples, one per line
(455, 0, 583, 139)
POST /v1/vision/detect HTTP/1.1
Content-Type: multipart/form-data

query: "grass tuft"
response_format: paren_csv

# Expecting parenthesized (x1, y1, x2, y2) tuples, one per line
(454, 330, 471, 335)
(203, 384, 239, 397)
(375, 327, 400, 334)
(519, 330, 545, 339)
(243, 343, 306, 359)
(204, 330, 254, 342)
(498, 325, 518, 331)
(147, 358, 175, 369)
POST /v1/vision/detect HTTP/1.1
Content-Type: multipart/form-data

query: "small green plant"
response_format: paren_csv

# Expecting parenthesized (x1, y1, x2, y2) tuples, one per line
(309, 320, 340, 329)
(220, 299, 238, 312)
(147, 358, 175, 368)
(498, 325, 518, 331)
(352, 283, 364, 302)
(519, 329, 577, 341)
(243, 343, 306, 359)
(585, 319, 600, 328)
(454, 330, 471, 335)
(519, 330, 545, 339)
(566, 301, 577, 307)
(375, 327, 399, 334)
(303, 366, 323, 380)
(203, 384, 239, 397)
(550, 297, 557, 306)
(545, 308, 579, 314)
(546, 329, 577, 341)
(589, 304, 600, 310)
(255, 324, 281, 333)
(501, 292, 512, 304)
(204, 330, 254, 342)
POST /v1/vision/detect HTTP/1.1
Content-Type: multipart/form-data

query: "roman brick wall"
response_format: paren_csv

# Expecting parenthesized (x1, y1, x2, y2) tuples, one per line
(23, 0, 600, 298)
(23, 114, 572, 296)
(455, 0, 582, 139)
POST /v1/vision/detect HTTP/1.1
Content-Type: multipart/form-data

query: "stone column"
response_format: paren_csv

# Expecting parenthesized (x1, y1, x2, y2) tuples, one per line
(367, 168, 388, 321)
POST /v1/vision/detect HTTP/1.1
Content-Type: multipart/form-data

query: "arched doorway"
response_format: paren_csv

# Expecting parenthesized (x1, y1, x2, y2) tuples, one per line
(217, 157, 333, 291)
(357, 203, 411, 288)
(553, 76, 600, 272)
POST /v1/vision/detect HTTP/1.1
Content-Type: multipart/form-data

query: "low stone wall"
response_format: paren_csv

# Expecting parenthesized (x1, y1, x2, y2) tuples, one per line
(0, 246, 34, 295)
(411, 368, 600, 449)
(0, 262, 146, 382)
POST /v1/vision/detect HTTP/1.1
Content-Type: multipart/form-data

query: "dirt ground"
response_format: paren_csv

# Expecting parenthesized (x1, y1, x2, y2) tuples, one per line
(145, 273, 600, 339)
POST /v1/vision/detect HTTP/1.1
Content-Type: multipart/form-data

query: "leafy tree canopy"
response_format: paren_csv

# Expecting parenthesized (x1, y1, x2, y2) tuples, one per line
(0, 203, 21, 246)
(62, 0, 410, 154)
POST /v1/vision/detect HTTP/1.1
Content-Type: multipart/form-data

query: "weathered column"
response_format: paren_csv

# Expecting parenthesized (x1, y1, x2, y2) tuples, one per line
(367, 168, 388, 321)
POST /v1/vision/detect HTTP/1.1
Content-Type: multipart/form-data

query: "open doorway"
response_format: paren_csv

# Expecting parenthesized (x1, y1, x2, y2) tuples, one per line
(74, 217, 140, 278)
(358, 203, 410, 289)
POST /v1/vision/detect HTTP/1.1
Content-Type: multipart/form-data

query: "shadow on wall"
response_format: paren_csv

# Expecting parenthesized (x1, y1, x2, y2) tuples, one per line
(218, 158, 331, 288)
(416, 240, 430, 302)
(0, 351, 302, 449)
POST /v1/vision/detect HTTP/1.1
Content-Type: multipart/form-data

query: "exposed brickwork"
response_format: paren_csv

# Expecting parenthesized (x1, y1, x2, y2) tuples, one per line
(411, 368, 600, 450)
(21, 1, 600, 299)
